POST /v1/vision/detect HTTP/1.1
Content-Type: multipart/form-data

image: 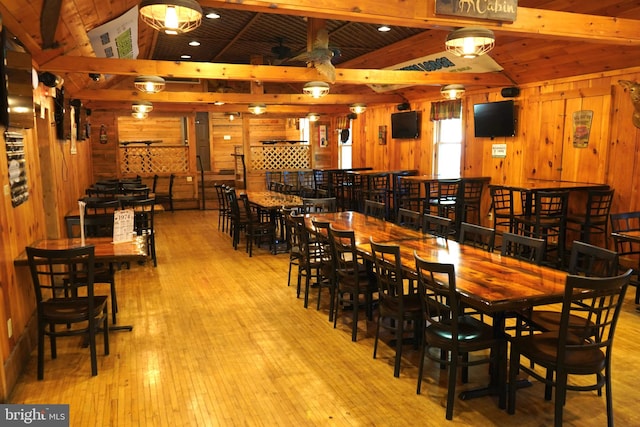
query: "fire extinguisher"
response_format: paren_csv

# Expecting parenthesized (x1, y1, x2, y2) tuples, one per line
(99, 124, 108, 144)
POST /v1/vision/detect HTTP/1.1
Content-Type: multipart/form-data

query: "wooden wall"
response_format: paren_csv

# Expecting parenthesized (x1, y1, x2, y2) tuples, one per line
(351, 67, 640, 220)
(0, 96, 93, 400)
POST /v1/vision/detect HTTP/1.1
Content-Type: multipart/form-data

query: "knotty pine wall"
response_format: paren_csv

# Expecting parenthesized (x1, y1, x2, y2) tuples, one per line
(351, 67, 640, 222)
(0, 96, 93, 400)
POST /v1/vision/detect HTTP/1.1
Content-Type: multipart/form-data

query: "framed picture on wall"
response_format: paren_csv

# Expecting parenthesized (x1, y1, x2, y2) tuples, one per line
(319, 124, 328, 147)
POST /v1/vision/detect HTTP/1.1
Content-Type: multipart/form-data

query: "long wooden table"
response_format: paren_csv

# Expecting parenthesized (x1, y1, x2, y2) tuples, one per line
(305, 211, 568, 402)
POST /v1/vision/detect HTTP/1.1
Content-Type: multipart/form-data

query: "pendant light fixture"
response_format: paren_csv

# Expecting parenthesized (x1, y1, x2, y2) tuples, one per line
(248, 103, 267, 115)
(139, 0, 203, 35)
(302, 81, 330, 99)
(445, 27, 495, 59)
(349, 103, 367, 114)
(132, 101, 154, 113)
(440, 84, 465, 100)
(307, 113, 320, 122)
(134, 75, 166, 93)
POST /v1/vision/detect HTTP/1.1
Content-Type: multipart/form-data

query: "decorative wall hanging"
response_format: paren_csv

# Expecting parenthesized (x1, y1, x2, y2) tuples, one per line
(319, 124, 328, 147)
(5, 131, 29, 207)
(619, 80, 640, 129)
(378, 125, 387, 145)
(572, 110, 593, 148)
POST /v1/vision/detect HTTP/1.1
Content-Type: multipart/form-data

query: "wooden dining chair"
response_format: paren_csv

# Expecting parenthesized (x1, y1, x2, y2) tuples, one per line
(414, 255, 506, 420)
(396, 208, 422, 231)
(370, 238, 422, 378)
(508, 269, 632, 427)
(422, 213, 454, 239)
(26, 245, 109, 380)
(363, 199, 386, 220)
(121, 198, 157, 266)
(328, 225, 376, 341)
(610, 211, 640, 304)
(302, 197, 337, 214)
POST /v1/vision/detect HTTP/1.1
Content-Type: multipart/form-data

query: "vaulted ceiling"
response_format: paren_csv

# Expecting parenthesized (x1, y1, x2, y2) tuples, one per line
(1, 0, 640, 114)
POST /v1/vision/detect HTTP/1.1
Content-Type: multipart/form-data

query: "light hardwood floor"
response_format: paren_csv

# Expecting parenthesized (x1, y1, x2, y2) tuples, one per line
(8, 210, 640, 426)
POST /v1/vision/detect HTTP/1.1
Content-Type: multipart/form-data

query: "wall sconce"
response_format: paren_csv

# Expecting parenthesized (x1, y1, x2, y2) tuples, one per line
(445, 27, 495, 59)
(132, 101, 154, 113)
(134, 75, 166, 93)
(139, 0, 203, 35)
(307, 113, 320, 122)
(226, 112, 240, 121)
(248, 103, 267, 115)
(349, 103, 367, 114)
(39, 72, 63, 88)
(132, 111, 148, 119)
(440, 84, 465, 100)
(302, 81, 330, 98)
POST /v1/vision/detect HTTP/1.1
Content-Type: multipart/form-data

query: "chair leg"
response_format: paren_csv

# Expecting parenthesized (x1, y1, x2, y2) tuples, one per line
(394, 321, 404, 377)
(37, 324, 45, 380)
(416, 334, 426, 394)
(110, 282, 118, 324)
(445, 352, 458, 420)
(351, 293, 359, 341)
(103, 309, 110, 355)
(373, 315, 382, 360)
(554, 371, 567, 427)
(89, 321, 98, 377)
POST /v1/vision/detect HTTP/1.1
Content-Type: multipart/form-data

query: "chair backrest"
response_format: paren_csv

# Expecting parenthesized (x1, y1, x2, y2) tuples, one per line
(86, 185, 117, 198)
(284, 211, 303, 252)
(395, 179, 422, 213)
(533, 190, 569, 219)
(370, 238, 410, 312)
(584, 189, 615, 221)
(66, 214, 115, 238)
(299, 186, 316, 198)
(226, 188, 243, 221)
(120, 198, 155, 236)
(500, 232, 545, 264)
(436, 179, 461, 202)
(568, 241, 619, 277)
(26, 246, 96, 307)
(214, 183, 228, 210)
(458, 222, 495, 252)
(396, 208, 422, 231)
(84, 198, 120, 215)
(462, 178, 484, 203)
(610, 212, 640, 258)
(490, 186, 514, 218)
(414, 255, 461, 335)
(422, 213, 453, 239)
(329, 224, 365, 286)
(364, 200, 386, 220)
(302, 197, 337, 213)
(557, 270, 631, 364)
(265, 171, 282, 190)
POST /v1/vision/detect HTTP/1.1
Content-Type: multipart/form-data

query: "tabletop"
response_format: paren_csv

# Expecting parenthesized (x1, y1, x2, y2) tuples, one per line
(305, 211, 567, 314)
(611, 230, 640, 244)
(489, 180, 609, 192)
(14, 236, 148, 266)
(243, 191, 303, 209)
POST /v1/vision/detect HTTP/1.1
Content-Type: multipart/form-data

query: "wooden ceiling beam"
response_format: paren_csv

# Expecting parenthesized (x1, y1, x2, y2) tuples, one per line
(42, 56, 512, 90)
(200, 0, 640, 45)
(74, 89, 405, 105)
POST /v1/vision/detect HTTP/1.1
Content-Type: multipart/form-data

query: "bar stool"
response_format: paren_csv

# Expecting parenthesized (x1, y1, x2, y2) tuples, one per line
(489, 186, 515, 236)
(566, 188, 614, 246)
(460, 178, 486, 224)
(513, 190, 569, 267)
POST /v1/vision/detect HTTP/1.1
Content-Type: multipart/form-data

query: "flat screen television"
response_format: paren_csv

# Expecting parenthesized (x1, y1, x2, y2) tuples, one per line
(391, 111, 420, 139)
(473, 100, 516, 139)
(0, 29, 34, 129)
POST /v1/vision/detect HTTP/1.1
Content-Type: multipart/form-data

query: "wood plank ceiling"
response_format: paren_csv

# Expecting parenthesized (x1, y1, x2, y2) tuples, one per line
(1, 0, 640, 113)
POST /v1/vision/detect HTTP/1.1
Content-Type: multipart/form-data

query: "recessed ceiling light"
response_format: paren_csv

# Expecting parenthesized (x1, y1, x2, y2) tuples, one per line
(181, 55, 191, 59)
(206, 12, 220, 19)
(378, 25, 391, 32)
(189, 41, 200, 47)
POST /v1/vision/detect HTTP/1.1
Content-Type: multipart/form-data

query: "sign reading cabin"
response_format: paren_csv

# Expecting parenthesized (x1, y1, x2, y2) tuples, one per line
(435, 0, 518, 22)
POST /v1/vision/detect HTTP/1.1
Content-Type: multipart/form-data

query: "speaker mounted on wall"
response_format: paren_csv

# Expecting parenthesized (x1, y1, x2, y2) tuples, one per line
(501, 87, 520, 98)
(397, 102, 410, 111)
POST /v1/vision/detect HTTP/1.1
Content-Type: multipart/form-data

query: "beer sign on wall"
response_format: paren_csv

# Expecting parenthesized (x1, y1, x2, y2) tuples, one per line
(435, 0, 518, 22)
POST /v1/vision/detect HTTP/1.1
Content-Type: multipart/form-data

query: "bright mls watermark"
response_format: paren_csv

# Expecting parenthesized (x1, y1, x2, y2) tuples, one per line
(0, 405, 69, 426)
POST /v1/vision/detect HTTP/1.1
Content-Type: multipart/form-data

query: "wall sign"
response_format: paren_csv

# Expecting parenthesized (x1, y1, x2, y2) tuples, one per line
(5, 131, 29, 207)
(435, 0, 518, 22)
(492, 143, 507, 158)
(318, 124, 328, 147)
(572, 110, 593, 148)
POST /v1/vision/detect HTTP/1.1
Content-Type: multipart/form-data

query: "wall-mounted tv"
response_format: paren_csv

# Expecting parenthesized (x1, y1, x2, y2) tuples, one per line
(0, 28, 35, 129)
(473, 100, 516, 139)
(391, 111, 420, 139)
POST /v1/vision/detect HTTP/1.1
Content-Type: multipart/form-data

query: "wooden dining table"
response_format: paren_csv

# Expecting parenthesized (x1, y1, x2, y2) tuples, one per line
(305, 211, 568, 403)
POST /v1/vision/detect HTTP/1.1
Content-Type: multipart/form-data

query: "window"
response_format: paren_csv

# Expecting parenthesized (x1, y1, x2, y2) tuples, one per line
(433, 117, 462, 177)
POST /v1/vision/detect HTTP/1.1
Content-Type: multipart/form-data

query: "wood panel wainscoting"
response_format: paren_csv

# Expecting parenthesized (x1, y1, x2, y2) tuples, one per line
(8, 210, 640, 426)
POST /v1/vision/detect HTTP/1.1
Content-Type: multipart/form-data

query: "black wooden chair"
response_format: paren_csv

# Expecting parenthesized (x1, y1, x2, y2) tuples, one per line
(329, 225, 376, 341)
(422, 213, 454, 240)
(363, 199, 386, 220)
(153, 174, 175, 212)
(302, 197, 337, 213)
(370, 238, 422, 377)
(458, 222, 495, 252)
(396, 208, 422, 231)
(566, 188, 614, 246)
(414, 255, 506, 420)
(610, 211, 640, 304)
(507, 269, 632, 427)
(121, 198, 157, 266)
(26, 245, 109, 380)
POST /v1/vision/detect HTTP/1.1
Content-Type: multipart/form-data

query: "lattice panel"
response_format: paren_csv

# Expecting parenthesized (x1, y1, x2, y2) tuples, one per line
(119, 146, 189, 174)
(250, 145, 310, 170)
